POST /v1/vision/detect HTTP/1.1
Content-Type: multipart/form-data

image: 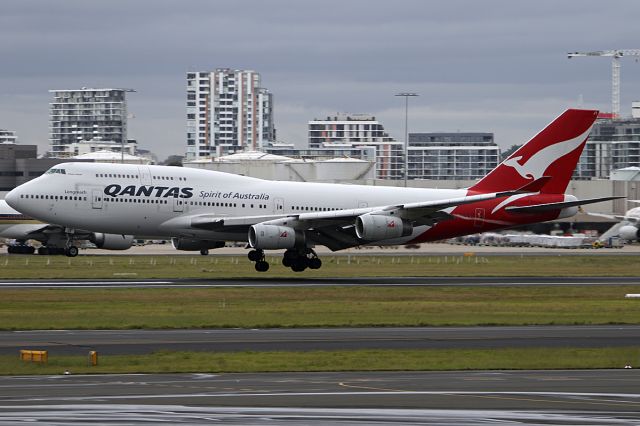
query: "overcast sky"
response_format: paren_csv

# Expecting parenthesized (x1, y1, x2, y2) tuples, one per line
(1, 0, 639, 161)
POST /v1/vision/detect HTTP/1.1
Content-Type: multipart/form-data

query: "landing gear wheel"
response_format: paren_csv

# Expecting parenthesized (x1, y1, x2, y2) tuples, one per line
(291, 258, 308, 272)
(38, 246, 49, 256)
(255, 260, 270, 272)
(248, 249, 263, 262)
(65, 246, 79, 257)
(200, 249, 209, 256)
(308, 257, 322, 269)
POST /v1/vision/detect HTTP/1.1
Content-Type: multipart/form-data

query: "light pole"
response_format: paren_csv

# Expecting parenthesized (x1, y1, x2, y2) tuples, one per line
(395, 92, 418, 187)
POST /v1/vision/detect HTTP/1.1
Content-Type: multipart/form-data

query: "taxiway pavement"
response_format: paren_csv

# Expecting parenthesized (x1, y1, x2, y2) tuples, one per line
(1, 370, 639, 424)
(2, 325, 640, 356)
(2, 275, 640, 288)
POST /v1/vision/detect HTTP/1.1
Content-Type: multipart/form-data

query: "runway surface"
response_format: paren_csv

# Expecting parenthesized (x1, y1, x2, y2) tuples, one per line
(2, 275, 640, 288)
(1, 370, 639, 424)
(3, 325, 640, 355)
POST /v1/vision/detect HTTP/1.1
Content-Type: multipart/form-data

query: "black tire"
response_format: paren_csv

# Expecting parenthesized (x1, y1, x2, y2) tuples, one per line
(65, 246, 79, 257)
(282, 256, 292, 267)
(200, 249, 209, 256)
(291, 258, 308, 272)
(308, 257, 322, 269)
(38, 246, 49, 256)
(248, 249, 262, 262)
(283, 250, 298, 261)
(255, 260, 270, 272)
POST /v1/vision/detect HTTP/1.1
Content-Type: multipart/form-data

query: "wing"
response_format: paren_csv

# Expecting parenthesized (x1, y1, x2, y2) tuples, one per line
(0, 223, 97, 244)
(585, 211, 639, 223)
(165, 187, 533, 251)
(598, 222, 625, 242)
(504, 196, 624, 214)
(0, 223, 63, 241)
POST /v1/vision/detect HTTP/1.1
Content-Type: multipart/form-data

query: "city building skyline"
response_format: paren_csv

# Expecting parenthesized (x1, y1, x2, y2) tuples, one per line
(186, 69, 275, 160)
(308, 114, 403, 179)
(575, 116, 640, 180)
(48, 88, 134, 158)
(0, 129, 17, 144)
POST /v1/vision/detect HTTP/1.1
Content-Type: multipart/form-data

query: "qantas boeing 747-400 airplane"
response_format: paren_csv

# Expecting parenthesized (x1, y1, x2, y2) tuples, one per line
(5, 109, 621, 272)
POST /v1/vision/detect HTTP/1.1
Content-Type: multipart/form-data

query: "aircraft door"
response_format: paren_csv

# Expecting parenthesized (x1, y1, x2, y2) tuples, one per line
(274, 197, 284, 214)
(474, 208, 485, 228)
(92, 190, 103, 209)
(138, 166, 152, 185)
(173, 197, 184, 213)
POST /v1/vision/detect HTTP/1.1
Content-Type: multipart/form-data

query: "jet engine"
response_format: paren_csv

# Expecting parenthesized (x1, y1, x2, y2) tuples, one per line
(91, 233, 135, 250)
(248, 224, 304, 249)
(171, 238, 225, 251)
(618, 225, 640, 241)
(355, 214, 413, 241)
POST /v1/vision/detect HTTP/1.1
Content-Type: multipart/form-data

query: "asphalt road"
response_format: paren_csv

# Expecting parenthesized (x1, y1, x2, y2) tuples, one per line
(1, 370, 639, 424)
(3, 325, 640, 356)
(2, 275, 640, 288)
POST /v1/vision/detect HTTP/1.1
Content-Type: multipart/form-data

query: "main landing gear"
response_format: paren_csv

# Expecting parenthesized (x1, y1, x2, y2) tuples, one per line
(7, 245, 35, 254)
(247, 248, 323, 272)
(248, 249, 270, 272)
(282, 248, 322, 272)
(35, 245, 79, 257)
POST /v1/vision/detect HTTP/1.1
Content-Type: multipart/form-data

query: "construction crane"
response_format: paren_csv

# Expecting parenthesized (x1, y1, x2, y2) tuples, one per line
(568, 50, 640, 118)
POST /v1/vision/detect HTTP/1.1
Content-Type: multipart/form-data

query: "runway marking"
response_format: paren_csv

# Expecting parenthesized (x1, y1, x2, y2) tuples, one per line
(338, 382, 407, 392)
(0, 281, 173, 286)
(336, 382, 640, 408)
(8, 390, 640, 404)
(456, 392, 640, 408)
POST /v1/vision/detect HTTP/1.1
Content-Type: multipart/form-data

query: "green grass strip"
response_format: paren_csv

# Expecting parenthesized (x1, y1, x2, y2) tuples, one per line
(4, 347, 640, 375)
(2, 285, 640, 330)
(0, 254, 639, 278)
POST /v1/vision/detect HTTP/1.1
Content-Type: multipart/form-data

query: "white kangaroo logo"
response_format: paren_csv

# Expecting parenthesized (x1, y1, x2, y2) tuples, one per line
(502, 127, 591, 181)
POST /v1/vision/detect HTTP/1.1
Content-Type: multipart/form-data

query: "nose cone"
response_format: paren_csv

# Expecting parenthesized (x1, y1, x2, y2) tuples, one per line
(5, 186, 21, 210)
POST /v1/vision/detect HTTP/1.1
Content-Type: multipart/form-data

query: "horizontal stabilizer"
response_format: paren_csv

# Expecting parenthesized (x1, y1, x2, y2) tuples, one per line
(505, 196, 624, 214)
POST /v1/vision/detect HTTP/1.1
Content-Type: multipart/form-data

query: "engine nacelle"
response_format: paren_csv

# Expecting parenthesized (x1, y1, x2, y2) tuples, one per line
(355, 214, 413, 241)
(171, 238, 225, 251)
(557, 206, 579, 219)
(248, 224, 303, 249)
(91, 233, 134, 250)
(619, 225, 640, 241)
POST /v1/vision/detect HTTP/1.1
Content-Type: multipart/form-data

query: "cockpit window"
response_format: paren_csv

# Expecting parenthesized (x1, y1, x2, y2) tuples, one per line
(46, 168, 66, 175)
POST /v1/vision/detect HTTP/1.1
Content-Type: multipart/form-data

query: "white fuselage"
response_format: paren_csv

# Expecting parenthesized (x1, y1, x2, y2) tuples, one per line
(6, 163, 465, 244)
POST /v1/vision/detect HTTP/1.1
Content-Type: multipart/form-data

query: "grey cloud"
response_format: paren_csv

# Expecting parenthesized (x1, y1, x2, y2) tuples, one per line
(1, 0, 639, 160)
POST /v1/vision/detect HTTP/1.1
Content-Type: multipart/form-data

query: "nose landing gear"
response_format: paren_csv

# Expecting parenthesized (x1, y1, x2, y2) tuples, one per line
(64, 246, 79, 257)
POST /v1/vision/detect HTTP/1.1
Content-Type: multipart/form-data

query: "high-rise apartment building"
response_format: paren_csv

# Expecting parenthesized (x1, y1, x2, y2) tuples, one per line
(407, 133, 500, 180)
(186, 69, 275, 160)
(48, 88, 134, 158)
(574, 117, 640, 179)
(0, 129, 17, 144)
(308, 114, 403, 179)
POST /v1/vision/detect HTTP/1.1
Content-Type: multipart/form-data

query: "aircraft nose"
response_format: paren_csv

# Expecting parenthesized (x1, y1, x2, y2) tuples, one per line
(5, 185, 24, 210)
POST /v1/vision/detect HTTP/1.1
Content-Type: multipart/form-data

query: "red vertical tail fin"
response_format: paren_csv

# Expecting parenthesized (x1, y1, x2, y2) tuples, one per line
(470, 109, 599, 195)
